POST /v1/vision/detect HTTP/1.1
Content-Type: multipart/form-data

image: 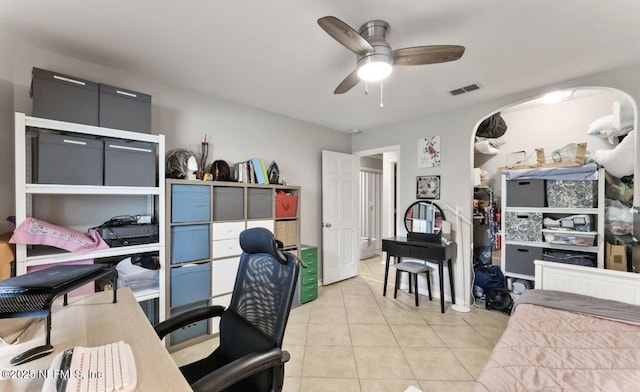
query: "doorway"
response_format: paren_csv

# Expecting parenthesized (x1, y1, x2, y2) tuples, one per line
(356, 146, 399, 262)
(360, 168, 382, 259)
(471, 87, 635, 288)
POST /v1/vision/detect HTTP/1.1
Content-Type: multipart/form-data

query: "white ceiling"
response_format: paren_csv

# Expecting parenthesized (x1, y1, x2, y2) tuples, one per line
(2, 0, 639, 132)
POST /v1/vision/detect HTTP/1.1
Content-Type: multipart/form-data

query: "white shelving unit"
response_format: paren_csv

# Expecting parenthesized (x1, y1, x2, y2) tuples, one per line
(500, 168, 605, 281)
(14, 112, 166, 320)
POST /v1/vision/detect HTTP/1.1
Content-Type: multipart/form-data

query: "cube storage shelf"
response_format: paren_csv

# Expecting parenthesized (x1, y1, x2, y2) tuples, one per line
(14, 112, 166, 320)
(500, 168, 605, 281)
(165, 179, 303, 351)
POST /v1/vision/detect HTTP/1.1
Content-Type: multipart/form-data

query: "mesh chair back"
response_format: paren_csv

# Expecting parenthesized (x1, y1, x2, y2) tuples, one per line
(229, 228, 299, 346)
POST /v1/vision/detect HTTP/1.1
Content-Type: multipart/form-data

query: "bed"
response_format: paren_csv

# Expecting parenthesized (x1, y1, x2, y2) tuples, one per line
(473, 260, 640, 391)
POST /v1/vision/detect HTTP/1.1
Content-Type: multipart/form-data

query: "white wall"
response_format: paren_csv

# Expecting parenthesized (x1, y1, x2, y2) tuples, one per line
(476, 91, 622, 197)
(2, 42, 351, 251)
(0, 37, 15, 235)
(352, 62, 640, 307)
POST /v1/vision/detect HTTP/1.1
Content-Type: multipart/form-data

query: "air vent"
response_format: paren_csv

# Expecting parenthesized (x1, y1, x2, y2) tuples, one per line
(463, 83, 479, 92)
(449, 83, 481, 96)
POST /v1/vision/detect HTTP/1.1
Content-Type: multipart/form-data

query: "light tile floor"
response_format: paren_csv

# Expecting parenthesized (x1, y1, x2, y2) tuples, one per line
(171, 256, 510, 392)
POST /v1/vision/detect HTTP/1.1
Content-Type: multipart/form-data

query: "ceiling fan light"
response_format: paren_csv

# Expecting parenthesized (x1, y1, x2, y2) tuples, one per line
(357, 61, 392, 81)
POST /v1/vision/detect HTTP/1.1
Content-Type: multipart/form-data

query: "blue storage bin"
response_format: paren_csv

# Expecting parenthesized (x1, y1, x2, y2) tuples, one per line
(170, 300, 210, 344)
(170, 262, 212, 307)
(170, 224, 210, 264)
(172, 184, 211, 223)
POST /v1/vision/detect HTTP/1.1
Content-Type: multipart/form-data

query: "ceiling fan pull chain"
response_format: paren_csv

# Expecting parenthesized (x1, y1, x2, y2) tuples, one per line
(380, 81, 384, 109)
(364, 81, 369, 96)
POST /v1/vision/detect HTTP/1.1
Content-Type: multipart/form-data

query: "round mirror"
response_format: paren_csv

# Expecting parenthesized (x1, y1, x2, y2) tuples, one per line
(404, 201, 446, 233)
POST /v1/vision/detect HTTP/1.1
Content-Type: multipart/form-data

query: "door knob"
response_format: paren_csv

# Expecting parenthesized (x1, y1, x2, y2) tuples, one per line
(323, 223, 332, 228)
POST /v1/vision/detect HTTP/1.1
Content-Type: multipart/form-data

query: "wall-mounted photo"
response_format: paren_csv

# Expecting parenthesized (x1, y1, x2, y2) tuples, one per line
(417, 136, 441, 168)
(416, 175, 440, 199)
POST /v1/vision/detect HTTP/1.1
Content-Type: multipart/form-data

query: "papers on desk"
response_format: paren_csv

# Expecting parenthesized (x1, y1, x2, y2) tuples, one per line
(42, 341, 137, 392)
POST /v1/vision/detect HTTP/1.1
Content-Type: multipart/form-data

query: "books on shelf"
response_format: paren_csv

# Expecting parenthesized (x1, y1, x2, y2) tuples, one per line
(234, 158, 270, 184)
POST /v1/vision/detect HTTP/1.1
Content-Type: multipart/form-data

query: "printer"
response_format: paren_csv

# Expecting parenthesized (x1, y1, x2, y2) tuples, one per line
(97, 224, 159, 247)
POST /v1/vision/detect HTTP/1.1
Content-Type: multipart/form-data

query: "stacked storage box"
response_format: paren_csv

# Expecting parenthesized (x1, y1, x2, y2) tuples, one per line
(169, 184, 212, 345)
(295, 246, 318, 304)
(546, 180, 598, 208)
(31, 67, 155, 187)
(32, 67, 151, 132)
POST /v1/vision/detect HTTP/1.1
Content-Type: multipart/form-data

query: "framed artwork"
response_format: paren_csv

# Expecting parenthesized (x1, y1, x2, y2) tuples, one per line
(416, 175, 440, 199)
(417, 136, 441, 168)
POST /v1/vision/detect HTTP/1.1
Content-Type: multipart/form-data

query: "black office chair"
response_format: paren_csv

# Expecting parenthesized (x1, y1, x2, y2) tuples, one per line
(155, 228, 300, 392)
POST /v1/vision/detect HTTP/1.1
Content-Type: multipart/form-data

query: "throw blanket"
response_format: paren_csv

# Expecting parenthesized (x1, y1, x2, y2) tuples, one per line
(473, 290, 640, 392)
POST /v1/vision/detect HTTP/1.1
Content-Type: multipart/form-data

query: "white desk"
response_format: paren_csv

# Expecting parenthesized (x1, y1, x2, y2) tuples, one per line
(0, 288, 190, 391)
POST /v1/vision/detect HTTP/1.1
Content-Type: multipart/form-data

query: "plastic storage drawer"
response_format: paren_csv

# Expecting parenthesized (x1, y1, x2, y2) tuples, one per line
(542, 229, 597, 246)
(170, 224, 210, 264)
(546, 180, 598, 208)
(506, 179, 545, 207)
(212, 187, 244, 221)
(504, 211, 543, 242)
(300, 283, 318, 304)
(31, 67, 99, 126)
(247, 188, 273, 219)
(505, 244, 543, 276)
(170, 262, 212, 307)
(170, 300, 209, 345)
(299, 247, 318, 269)
(171, 184, 211, 223)
(99, 84, 151, 133)
(104, 139, 156, 186)
(34, 132, 103, 185)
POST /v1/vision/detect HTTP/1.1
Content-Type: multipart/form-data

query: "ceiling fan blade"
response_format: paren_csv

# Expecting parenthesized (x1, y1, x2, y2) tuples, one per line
(393, 45, 465, 66)
(334, 70, 360, 94)
(318, 16, 373, 55)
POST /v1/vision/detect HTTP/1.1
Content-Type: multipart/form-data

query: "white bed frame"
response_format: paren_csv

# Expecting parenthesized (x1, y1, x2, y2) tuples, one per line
(534, 260, 640, 305)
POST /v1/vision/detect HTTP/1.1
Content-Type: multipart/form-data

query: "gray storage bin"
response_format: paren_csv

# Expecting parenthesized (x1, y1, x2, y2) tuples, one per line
(170, 262, 212, 307)
(104, 138, 156, 186)
(506, 179, 545, 207)
(171, 184, 211, 223)
(99, 84, 152, 133)
(31, 67, 99, 126)
(170, 300, 210, 344)
(505, 244, 543, 276)
(247, 188, 273, 219)
(546, 180, 598, 208)
(504, 211, 543, 242)
(34, 132, 103, 185)
(212, 186, 244, 221)
(170, 224, 210, 264)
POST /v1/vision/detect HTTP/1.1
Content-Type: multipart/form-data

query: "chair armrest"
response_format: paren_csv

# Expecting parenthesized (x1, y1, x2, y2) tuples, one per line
(154, 305, 225, 339)
(191, 348, 289, 392)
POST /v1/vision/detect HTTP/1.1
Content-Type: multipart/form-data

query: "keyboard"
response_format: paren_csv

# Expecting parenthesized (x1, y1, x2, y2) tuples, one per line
(42, 341, 137, 392)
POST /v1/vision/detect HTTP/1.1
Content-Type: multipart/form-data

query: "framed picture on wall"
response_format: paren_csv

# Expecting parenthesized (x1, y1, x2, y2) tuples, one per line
(416, 175, 440, 199)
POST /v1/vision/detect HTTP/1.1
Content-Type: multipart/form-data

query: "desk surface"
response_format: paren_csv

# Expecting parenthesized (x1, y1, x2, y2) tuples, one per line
(382, 236, 455, 248)
(0, 289, 190, 391)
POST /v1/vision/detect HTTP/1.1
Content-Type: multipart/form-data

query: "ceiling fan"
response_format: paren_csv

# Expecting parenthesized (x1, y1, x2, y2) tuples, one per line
(318, 16, 465, 94)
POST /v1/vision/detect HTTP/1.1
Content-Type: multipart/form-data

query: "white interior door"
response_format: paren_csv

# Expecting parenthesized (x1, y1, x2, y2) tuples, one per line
(322, 150, 359, 285)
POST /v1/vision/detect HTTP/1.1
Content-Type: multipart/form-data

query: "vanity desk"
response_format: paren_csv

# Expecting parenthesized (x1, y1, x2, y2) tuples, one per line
(383, 200, 457, 313)
(381, 237, 456, 313)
